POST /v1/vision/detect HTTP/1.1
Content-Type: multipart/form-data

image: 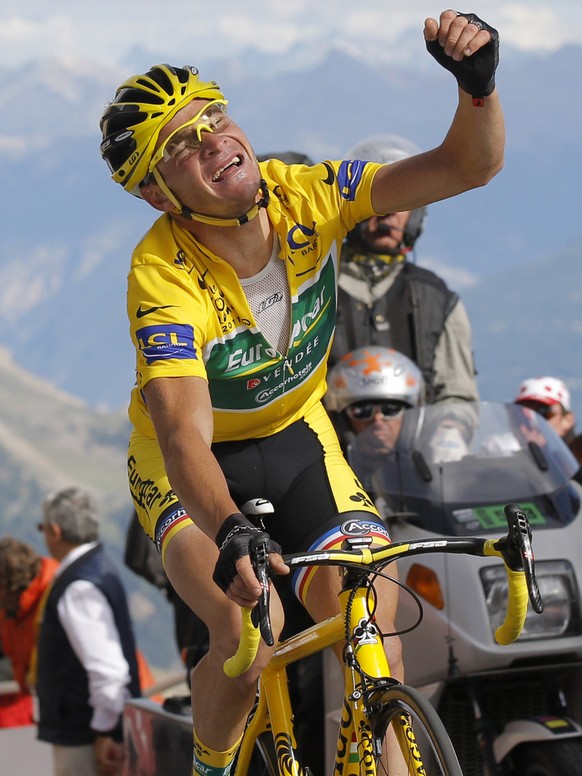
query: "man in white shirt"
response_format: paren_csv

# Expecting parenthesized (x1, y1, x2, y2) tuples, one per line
(36, 487, 141, 776)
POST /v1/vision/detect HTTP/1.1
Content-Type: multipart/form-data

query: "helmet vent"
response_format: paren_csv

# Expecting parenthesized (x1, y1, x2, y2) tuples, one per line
(147, 67, 175, 96)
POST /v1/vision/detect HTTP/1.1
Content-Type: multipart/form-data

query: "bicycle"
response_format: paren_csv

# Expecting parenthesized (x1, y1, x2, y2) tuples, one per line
(224, 502, 543, 776)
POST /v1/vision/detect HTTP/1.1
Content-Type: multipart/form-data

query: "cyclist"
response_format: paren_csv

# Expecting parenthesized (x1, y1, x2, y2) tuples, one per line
(100, 11, 502, 776)
(330, 133, 479, 404)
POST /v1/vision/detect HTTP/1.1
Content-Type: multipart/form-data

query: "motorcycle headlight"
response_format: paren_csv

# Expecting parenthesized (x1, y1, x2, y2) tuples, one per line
(480, 560, 582, 641)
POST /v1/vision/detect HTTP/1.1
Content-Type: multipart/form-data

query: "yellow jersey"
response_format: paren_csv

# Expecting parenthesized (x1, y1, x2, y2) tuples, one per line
(127, 158, 381, 442)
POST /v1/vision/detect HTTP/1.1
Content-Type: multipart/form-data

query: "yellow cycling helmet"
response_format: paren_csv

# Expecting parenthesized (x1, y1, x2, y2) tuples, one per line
(100, 64, 225, 197)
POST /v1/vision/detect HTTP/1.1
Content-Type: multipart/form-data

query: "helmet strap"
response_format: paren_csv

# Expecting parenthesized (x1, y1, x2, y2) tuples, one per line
(152, 169, 270, 227)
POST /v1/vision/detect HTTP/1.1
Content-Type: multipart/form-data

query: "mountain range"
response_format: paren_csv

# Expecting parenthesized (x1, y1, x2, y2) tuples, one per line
(0, 347, 179, 669)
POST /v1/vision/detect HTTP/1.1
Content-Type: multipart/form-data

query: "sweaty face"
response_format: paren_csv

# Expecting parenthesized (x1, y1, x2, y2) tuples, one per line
(359, 211, 411, 254)
(153, 98, 262, 218)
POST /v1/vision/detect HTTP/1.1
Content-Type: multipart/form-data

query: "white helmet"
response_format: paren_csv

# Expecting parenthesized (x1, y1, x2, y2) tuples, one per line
(344, 134, 426, 248)
(325, 346, 424, 413)
(514, 376, 572, 412)
(345, 133, 422, 165)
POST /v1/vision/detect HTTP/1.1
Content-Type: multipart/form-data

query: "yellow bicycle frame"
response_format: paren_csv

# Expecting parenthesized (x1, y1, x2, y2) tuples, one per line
(230, 525, 532, 776)
(234, 583, 419, 776)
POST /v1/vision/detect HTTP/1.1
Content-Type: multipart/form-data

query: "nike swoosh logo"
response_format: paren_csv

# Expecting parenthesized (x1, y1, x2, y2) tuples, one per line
(136, 304, 177, 318)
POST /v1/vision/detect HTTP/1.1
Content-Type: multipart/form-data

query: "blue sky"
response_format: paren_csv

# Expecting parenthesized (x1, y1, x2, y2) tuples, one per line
(3, 1, 581, 70)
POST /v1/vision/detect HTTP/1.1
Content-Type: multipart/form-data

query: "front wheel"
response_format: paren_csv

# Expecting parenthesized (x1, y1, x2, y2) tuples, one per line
(509, 740, 582, 776)
(368, 683, 463, 776)
(247, 732, 279, 776)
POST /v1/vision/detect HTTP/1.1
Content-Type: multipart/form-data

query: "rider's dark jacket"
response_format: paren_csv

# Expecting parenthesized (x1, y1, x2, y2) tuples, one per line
(330, 245, 479, 404)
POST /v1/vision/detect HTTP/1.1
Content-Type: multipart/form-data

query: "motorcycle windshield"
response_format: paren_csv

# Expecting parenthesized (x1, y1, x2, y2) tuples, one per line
(348, 401, 580, 535)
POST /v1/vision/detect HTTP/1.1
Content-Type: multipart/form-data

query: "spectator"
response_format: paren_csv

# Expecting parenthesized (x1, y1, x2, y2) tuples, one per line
(330, 133, 478, 404)
(0, 538, 59, 728)
(571, 433, 582, 468)
(514, 376, 576, 443)
(36, 487, 141, 776)
(570, 433, 582, 485)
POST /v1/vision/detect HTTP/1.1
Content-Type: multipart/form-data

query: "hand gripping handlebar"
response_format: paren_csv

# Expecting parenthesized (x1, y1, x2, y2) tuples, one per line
(223, 503, 544, 676)
(223, 535, 274, 678)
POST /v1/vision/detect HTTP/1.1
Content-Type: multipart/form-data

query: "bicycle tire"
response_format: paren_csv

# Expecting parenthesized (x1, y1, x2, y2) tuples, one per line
(510, 739, 582, 776)
(368, 683, 463, 776)
(245, 731, 279, 776)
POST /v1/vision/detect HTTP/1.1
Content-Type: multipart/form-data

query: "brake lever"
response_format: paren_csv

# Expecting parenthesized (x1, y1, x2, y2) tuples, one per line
(249, 535, 274, 646)
(504, 503, 544, 614)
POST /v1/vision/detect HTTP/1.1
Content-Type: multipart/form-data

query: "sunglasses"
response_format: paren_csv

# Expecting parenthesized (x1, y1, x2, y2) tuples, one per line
(345, 401, 408, 422)
(517, 400, 558, 419)
(149, 100, 230, 171)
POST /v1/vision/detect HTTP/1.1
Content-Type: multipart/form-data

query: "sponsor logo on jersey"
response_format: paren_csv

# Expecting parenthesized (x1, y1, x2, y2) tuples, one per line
(338, 159, 366, 201)
(290, 287, 327, 344)
(287, 221, 318, 251)
(154, 507, 189, 554)
(257, 292, 283, 314)
(254, 362, 314, 404)
(247, 378, 261, 390)
(340, 519, 389, 539)
(136, 304, 176, 318)
(136, 323, 196, 364)
(226, 343, 278, 372)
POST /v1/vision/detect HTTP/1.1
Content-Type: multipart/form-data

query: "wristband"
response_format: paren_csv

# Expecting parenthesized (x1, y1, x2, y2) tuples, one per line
(215, 513, 260, 549)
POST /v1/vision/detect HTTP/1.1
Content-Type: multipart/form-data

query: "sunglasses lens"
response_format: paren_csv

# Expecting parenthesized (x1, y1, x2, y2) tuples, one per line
(164, 104, 227, 159)
(519, 401, 555, 418)
(380, 403, 405, 418)
(349, 404, 374, 420)
(149, 101, 228, 170)
(347, 402, 406, 421)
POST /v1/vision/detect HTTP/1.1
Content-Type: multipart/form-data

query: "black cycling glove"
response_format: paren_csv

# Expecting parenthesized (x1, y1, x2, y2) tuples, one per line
(212, 512, 282, 593)
(426, 12, 499, 100)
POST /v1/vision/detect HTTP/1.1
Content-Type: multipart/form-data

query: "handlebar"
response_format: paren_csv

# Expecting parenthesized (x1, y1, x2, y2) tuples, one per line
(223, 503, 543, 677)
(223, 535, 274, 679)
(482, 503, 543, 645)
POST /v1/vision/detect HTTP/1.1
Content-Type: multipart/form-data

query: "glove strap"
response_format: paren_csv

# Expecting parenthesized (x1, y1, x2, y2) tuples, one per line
(215, 512, 260, 549)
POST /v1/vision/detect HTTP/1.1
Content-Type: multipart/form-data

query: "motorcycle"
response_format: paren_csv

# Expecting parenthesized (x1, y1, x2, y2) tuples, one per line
(347, 400, 582, 776)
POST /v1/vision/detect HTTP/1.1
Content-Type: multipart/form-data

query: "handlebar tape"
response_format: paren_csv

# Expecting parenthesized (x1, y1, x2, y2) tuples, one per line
(494, 567, 529, 645)
(223, 607, 261, 678)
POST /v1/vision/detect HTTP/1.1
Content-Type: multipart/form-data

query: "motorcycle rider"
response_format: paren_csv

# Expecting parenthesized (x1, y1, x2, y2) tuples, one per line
(331, 134, 478, 405)
(325, 345, 477, 469)
(325, 345, 424, 457)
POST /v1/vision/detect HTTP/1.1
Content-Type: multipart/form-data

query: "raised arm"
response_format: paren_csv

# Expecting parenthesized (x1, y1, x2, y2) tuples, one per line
(371, 10, 504, 215)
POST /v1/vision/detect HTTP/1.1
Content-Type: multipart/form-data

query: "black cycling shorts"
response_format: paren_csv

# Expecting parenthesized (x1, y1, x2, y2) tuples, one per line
(128, 401, 389, 603)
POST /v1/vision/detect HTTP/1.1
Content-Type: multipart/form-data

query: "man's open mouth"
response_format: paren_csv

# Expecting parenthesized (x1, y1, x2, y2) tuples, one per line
(212, 156, 242, 182)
